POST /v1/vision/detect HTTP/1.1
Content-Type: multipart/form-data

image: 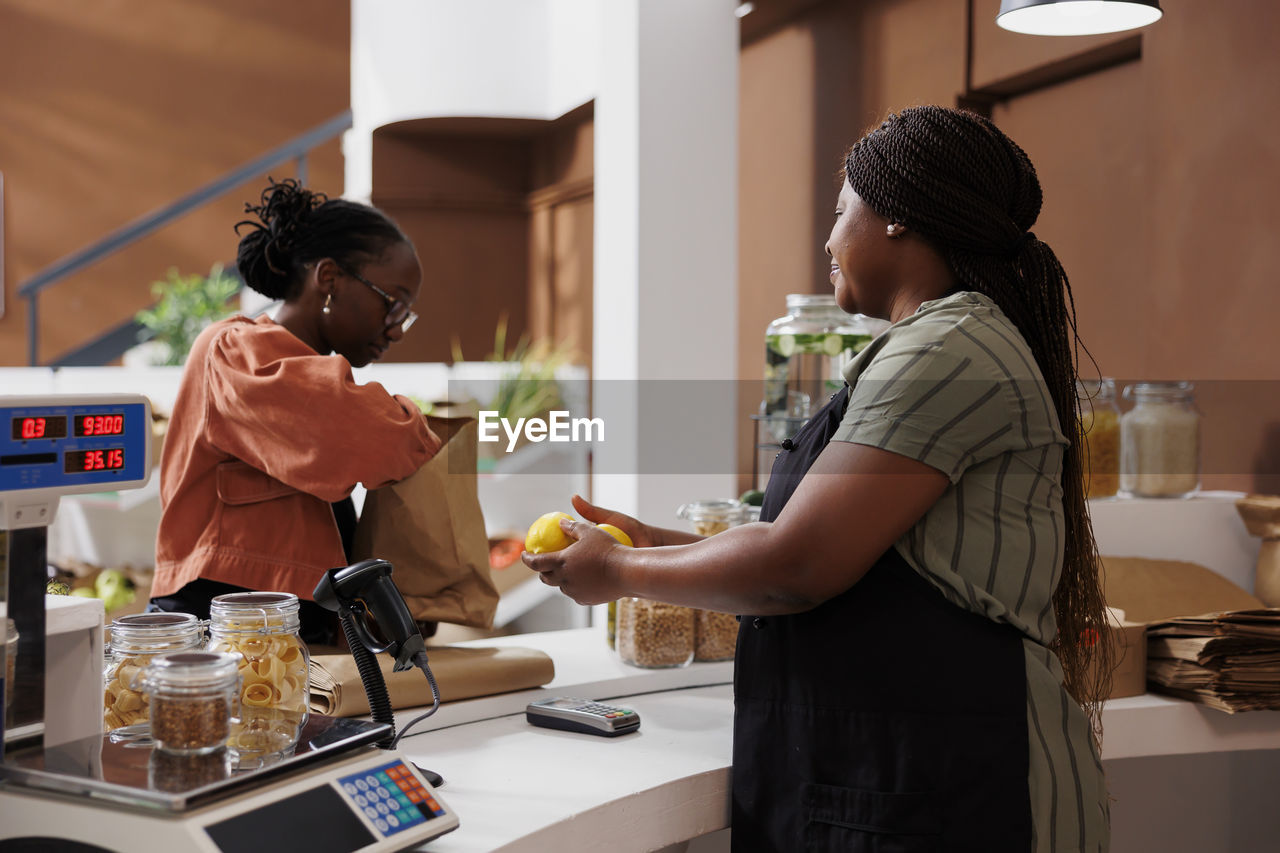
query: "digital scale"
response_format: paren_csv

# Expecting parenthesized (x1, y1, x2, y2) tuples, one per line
(0, 394, 460, 851)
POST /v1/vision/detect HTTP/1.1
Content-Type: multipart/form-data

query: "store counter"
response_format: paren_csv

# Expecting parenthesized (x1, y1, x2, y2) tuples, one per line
(392, 629, 732, 852)
(387, 628, 1280, 852)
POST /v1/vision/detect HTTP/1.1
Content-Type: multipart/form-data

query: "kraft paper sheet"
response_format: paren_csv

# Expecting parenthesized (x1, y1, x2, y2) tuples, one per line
(309, 646, 555, 717)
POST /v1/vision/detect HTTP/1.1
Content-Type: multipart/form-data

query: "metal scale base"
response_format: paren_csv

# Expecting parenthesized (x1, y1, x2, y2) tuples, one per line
(0, 715, 459, 852)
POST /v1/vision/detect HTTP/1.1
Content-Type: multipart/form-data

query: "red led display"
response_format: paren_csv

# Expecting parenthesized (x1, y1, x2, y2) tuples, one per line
(10, 416, 68, 440)
(76, 414, 125, 436)
(63, 448, 125, 474)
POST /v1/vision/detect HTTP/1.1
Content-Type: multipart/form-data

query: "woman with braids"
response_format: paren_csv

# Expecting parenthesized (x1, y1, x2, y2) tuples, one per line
(150, 178, 440, 644)
(524, 105, 1110, 851)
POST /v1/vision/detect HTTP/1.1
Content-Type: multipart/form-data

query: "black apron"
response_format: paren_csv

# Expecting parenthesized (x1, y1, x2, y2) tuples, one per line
(732, 386, 1033, 852)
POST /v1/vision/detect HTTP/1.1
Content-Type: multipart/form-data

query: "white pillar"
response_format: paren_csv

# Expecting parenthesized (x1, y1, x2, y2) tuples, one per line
(347, 0, 601, 199)
(593, 0, 740, 525)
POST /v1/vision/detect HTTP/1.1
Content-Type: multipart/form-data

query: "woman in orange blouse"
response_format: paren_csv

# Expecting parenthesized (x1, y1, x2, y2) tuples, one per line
(150, 179, 441, 643)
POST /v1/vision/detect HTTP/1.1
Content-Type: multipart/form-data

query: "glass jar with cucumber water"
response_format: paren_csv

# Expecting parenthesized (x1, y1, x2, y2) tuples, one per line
(762, 294, 885, 443)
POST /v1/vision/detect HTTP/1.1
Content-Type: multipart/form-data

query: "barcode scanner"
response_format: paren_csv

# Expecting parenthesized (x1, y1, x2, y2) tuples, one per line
(314, 559, 444, 787)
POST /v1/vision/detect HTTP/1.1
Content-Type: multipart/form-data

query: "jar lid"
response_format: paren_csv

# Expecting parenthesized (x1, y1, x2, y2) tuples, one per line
(210, 592, 299, 617)
(1076, 377, 1117, 400)
(785, 293, 837, 309)
(210, 591, 300, 634)
(144, 651, 241, 690)
(110, 612, 201, 643)
(1125, 380, 1194, 401)
(677, 499, 743, 522)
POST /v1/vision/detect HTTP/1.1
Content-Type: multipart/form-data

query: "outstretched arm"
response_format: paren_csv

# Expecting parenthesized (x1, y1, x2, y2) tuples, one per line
(569, 494, 704, 548)
(523, 441, 948, 614)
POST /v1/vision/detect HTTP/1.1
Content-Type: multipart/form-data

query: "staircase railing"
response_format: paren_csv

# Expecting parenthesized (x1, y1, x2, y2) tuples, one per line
(17, 111, 353, 366)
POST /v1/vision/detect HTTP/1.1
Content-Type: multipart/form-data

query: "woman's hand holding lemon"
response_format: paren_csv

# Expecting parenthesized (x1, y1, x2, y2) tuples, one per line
(594, 524, 633, 547)
(525, 512, 577, 554)
(522, 505, 635, 605)
(568, 494, 655, 548)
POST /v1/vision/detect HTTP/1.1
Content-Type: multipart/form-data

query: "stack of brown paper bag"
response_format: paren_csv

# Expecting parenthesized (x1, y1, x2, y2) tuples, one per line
(1145, 611, 1280, 713)
(1103, 555, 1280, 713)
(309, 646, 555, 717)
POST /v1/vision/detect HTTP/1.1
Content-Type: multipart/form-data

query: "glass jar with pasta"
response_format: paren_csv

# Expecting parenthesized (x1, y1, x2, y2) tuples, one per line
(103, 612, 204, 732)
(1077, 378, 1121, 499)
(207, 592, 310, 768)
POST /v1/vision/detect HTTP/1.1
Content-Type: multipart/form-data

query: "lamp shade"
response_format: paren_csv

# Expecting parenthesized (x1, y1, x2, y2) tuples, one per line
(997, 0, 1162, 36)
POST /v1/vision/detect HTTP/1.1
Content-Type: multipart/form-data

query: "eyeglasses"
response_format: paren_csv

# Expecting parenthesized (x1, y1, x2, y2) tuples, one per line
(338, 265, 418, 333)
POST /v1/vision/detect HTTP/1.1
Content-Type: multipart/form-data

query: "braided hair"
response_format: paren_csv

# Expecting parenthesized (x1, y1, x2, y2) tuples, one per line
(845, 106, 1111, 735)
(234, 177, 408, 300)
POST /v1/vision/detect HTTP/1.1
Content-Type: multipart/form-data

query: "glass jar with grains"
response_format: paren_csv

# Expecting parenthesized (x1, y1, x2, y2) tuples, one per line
(1077, 378, 1121, 499)
(141, 651, 241, 755)
(677, 500, 744, 538)
(677, 500, 745, 662)
(1120, 381, 1201, 498)
(615, 597, 695, 668)
(207, 592, 310, 767)
(103, 612, 204, 732)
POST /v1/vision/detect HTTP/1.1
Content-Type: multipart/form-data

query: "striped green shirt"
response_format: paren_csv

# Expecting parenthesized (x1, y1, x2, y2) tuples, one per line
(833, 291, 1108, 852)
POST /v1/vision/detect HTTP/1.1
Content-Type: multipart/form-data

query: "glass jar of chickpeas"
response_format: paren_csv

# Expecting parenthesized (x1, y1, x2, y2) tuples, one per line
(677, 499, 744, 537)
(615, 598, 695, 669)
(207, 592, 310, 768)
(677, 499, 746, 662)
(103, 612, 204, 732)
(1077, 378, 1121, 499)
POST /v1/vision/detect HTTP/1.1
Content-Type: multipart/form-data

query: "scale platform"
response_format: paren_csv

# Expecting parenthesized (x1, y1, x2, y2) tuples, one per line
(2, 714, 388, 812)
(0, 715, 459, 852)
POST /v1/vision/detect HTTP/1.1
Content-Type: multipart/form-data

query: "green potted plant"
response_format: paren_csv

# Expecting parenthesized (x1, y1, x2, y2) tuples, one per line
(134, 264, 240, 366)
(452, 316, 577, 464)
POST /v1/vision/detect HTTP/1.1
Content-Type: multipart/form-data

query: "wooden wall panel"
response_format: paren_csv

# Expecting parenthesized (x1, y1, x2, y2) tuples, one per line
(371, 129, 530, 365)
(738, 23, 821, 488)
(738, 0, 1280, 493)
(549, 196, 593, 368)
(378, 205, 530, 366)
(970, 0, 1132, 90)
(853, 0, 967, 122)
(991, 0, 1280, 491)
(371, 111, 593, 369)
(0, 0, 349, 364)
(993, 62, 1149, 382)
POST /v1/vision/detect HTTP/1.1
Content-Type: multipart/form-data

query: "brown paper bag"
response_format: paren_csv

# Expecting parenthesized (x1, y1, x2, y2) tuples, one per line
(353, 412, 499, 628)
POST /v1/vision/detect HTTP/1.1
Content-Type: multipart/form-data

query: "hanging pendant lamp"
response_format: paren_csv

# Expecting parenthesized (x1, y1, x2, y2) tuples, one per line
(997, 0, 1162, 36)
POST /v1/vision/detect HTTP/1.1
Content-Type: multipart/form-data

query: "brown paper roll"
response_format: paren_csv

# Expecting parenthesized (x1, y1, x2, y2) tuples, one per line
(308, 646, 555, 717)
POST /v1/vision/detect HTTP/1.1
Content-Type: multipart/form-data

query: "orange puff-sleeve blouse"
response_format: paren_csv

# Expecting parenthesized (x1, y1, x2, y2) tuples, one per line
(152, 315, 441, 603)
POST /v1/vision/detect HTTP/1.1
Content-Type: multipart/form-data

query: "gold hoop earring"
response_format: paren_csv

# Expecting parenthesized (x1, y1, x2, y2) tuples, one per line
(322, 293, 332, 315)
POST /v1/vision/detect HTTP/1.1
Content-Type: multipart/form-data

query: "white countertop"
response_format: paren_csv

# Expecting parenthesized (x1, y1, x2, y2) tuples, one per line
(389, 628, 1280, 851)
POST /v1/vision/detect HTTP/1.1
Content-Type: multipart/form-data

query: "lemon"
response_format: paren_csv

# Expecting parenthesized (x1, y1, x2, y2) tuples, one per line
(595, 523, 633, 547)
(525, 511, 576, 554)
